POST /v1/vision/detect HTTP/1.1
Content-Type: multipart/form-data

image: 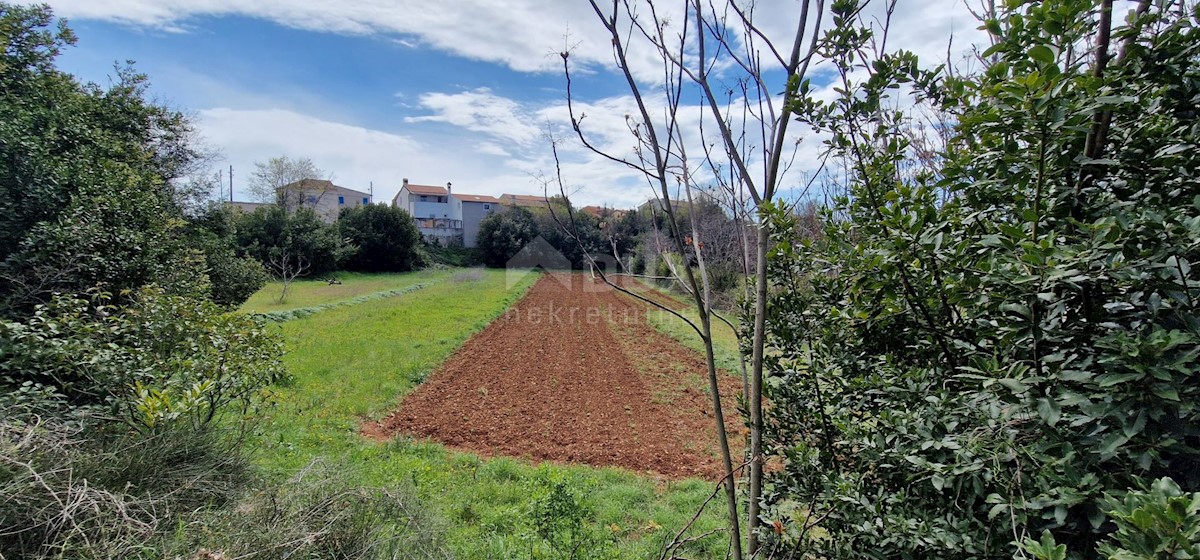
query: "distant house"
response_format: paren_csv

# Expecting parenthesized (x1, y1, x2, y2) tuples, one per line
(392, 179, 464, 245)
(283, 179, 372, 222)
(455, 193, 501, 248)
(227, 179, 372, 223)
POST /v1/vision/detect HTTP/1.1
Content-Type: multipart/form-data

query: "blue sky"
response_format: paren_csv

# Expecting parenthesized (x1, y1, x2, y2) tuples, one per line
(41, 0, 985, 208)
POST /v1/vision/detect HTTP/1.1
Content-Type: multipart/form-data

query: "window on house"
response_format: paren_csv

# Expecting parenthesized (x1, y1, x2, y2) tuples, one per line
(306, 195, 317, 204)
(484, 204, 490, 210)
(362, 197, 369, 205)
(419, 195, 427, 201)
(338, 196, 345, 205)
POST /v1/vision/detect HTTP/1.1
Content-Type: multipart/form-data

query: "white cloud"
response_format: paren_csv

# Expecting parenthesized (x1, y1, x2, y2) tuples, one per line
(52, 0, 994, 209)
(40, 0, 988, 83)
(195, 106, 653, 209)
(406, 88, 543, 147)
(199, 107, 423, 200)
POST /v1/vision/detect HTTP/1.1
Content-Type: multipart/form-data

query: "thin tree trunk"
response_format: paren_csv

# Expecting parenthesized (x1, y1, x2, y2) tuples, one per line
(748, 218, 769, 555)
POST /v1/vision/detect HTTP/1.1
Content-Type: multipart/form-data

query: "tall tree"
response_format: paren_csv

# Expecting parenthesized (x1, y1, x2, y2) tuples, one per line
(0, 3, 207, 316)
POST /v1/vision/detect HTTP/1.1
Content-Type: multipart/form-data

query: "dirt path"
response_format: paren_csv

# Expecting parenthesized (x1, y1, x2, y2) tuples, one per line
(363, 273, 744, 479)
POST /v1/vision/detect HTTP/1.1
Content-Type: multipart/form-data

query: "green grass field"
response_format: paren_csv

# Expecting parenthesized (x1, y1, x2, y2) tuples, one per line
(240, 269, 454, 314)
(248, 269, 732, 559)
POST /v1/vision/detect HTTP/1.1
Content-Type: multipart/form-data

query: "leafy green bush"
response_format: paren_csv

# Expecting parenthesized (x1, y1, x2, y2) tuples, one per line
(205, 246, 270, 308)
(1023, 477, 1200, 560)
(187, 204, 270, 308)
(236, 206, 355, 279)
(0, 5, 209, 318)
(338, 204, 423, 272)
(0, 286, 285, 430)
(525, 477, 617, 560)
(421, 242, 483, 267)
(759, 0, 1200, 557)
(477, 207, 538, 268)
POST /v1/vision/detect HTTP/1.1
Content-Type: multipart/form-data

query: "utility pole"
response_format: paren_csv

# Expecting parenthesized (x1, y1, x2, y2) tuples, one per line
(369, 181, 374, 203)
(229, 165, 234, 202)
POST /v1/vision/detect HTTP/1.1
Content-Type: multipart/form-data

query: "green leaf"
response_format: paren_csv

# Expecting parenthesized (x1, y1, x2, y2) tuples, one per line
(1029, 45, 1055, 65)
(1037, 397, 1062, 426)
(1151, 385, 1180, 401)
(1098, 432, 1130, 457)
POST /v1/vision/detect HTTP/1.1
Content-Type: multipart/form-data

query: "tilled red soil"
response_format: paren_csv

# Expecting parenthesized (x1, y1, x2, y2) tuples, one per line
(363, 273, 744, 479)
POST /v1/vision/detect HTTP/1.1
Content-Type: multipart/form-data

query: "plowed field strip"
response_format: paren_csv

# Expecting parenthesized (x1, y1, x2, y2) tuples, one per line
(364, 273, 744, 479)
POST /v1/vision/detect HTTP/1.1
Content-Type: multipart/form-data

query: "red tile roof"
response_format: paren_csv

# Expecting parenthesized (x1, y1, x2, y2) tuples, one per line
(456, 193, 502, 204)
(404, 184, 449, 196)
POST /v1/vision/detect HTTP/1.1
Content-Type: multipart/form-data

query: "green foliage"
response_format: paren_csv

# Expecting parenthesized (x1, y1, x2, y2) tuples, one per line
(477, 207, 538, 267)
(527, 477, 617, 559)
(0, 286, 285, 430)
(1098, 477, 1200, 560)
(236, 205, 355, 278)
(421, 242, 482, 267)
(186, 204, 270, 307)
(0, 4, 206, 316)
(531, 205, 606, 268)
(205, 246, 270, 307)
(1024, 477, 1200, 560)
(339, 204, 424, 272)
(761, 1, 1200, 558)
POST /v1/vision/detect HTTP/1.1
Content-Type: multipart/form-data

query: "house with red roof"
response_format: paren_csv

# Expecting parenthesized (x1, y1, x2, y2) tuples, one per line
(391, 179, 500, 247)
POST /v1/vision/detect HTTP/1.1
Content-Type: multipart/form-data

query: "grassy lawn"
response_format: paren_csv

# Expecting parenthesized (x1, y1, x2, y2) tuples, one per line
(250, 268, 731, 559)
(240, 269, 455, 314)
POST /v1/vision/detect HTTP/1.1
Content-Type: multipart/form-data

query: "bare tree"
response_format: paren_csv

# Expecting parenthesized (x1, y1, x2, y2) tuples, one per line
(247, 156, 327, 211)
(557, 0, 828, 556)
(266, 242, 310, 304)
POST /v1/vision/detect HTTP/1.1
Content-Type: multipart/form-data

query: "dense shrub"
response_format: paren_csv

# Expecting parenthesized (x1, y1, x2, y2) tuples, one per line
(421, 243, 482, 267)
(477, 207, 538, 268)
(338, 204, 423, 272)
(236, 206, 355, 279)
(205, 247, 270, 307)
(0, 286, 285, 429)
(760, 1, 1200, 557)
(187, 204, 269, 308)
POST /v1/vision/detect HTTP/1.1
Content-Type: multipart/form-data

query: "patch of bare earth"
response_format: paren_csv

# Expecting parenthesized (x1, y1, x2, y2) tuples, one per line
(363, 273, 744, 479)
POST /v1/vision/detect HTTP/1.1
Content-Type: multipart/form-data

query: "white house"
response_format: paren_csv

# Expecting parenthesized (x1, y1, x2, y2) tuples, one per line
(392, 179, 463, 245)
(390, 179, 504, 247)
